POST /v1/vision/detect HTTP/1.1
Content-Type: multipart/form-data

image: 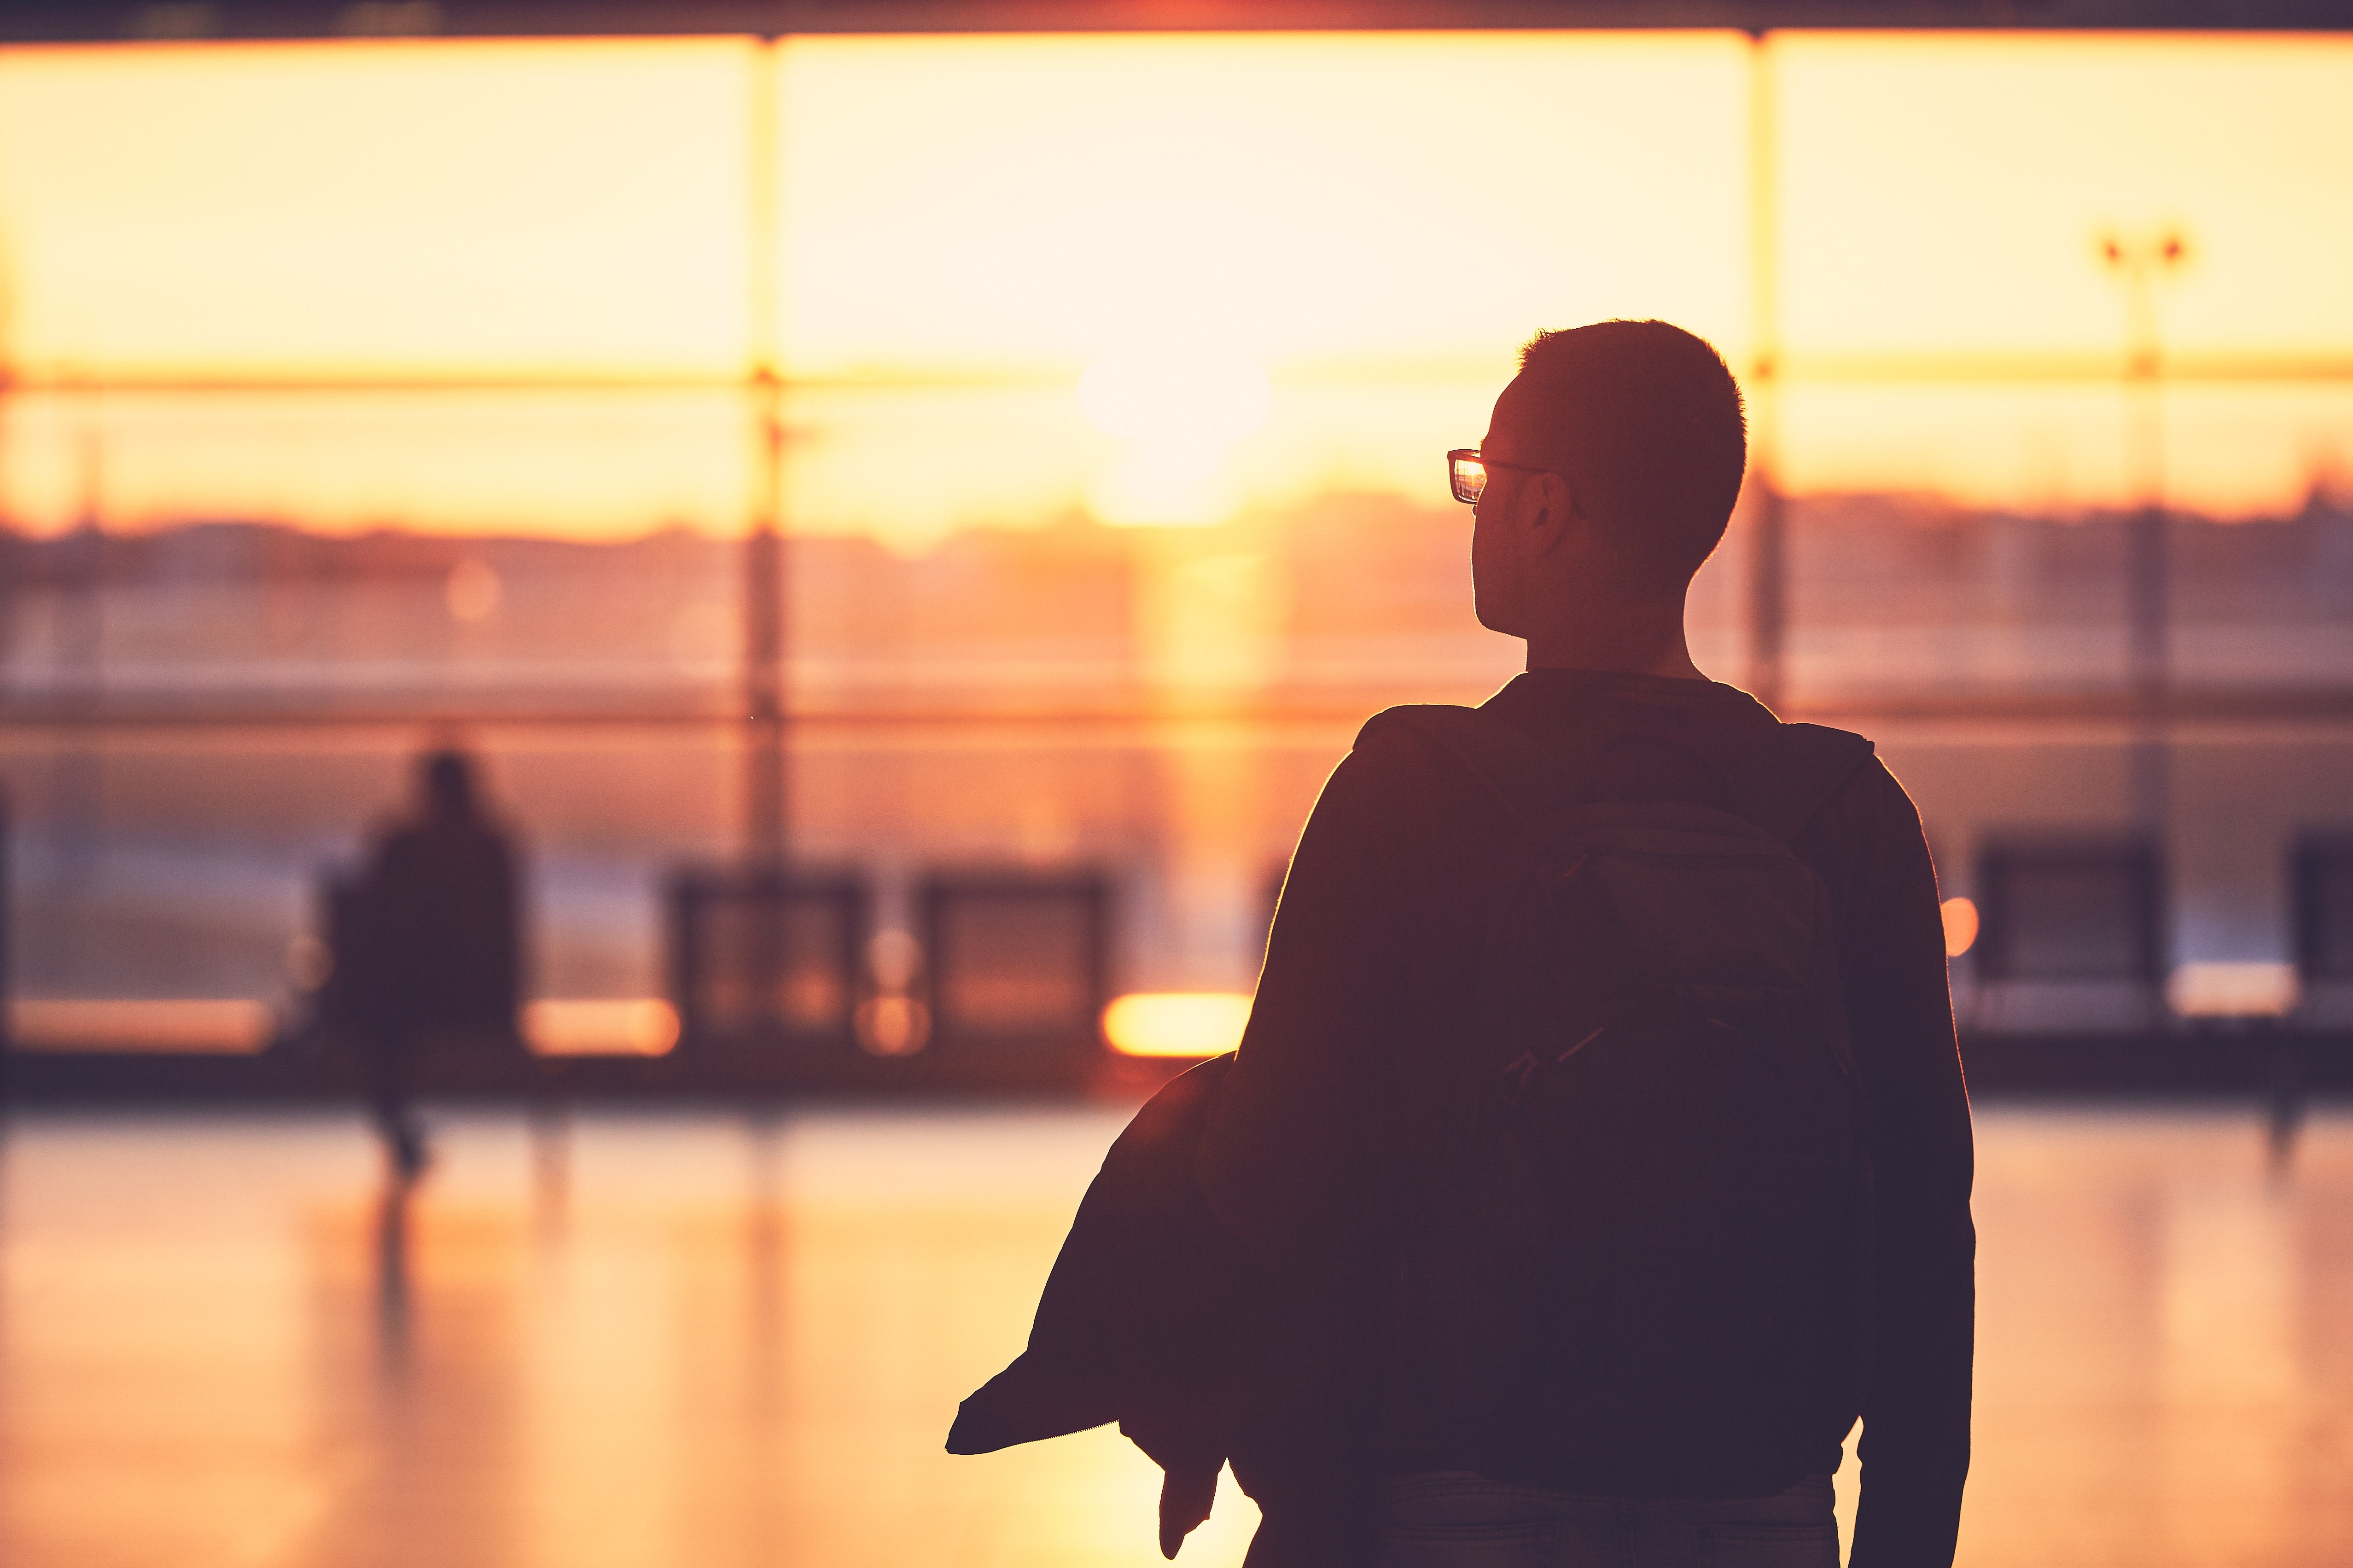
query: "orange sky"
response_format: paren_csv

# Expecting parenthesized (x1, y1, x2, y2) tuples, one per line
(0, 31, 2348, 540)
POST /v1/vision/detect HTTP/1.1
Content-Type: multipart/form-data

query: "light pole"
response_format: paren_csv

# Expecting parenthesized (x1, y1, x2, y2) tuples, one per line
(2097, 227, 2188, 832)
(740, 36, 789, 1044)
(745, 37, 786, 871)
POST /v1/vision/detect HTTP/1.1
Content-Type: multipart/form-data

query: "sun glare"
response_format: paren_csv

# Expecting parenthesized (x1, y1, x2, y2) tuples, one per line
(1079, 347, 1271, 526)
(1078, 348, 1271, 446)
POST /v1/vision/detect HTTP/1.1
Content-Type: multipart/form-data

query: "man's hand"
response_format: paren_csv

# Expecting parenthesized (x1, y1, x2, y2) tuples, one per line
(1158, 1462, 1220, 1559)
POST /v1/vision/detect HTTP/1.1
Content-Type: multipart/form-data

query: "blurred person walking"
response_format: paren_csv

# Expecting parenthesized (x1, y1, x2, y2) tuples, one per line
(954, 322, 1972, 1568)
(338, 749, 523, 1179)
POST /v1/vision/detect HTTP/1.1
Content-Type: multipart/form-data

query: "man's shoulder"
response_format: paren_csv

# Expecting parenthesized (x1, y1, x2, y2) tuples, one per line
(1346, 703, 1557, 812)
(1813, 748, 1926, 840)
(1351, 702, 1485, 755)
(1730, 722, 1880, 839)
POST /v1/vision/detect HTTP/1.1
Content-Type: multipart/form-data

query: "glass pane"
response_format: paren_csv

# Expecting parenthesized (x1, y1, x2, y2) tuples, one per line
(0, 40, 752, 374)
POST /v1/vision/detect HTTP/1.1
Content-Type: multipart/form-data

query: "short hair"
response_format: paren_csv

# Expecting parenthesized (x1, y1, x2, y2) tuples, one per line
(423, 749, 476, 811)
(1502, 320, 1747, 592)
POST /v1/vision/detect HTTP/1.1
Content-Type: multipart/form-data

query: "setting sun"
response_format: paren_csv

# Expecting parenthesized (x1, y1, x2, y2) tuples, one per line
(1079, 346, 1272, 524)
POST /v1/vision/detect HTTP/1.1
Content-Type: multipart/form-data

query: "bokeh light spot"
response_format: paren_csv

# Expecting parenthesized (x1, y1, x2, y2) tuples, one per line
(1941, 896, 1980, 958)
(1101, 991, 1252, 1058)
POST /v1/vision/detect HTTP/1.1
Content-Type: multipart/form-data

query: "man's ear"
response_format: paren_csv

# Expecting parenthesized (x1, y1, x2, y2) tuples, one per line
(1526, 470, 1578, 558)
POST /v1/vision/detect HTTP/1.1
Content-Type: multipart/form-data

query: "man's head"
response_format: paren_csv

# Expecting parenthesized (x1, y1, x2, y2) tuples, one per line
(421, 749, 477, 817)
(1470, 320, 1747, 649)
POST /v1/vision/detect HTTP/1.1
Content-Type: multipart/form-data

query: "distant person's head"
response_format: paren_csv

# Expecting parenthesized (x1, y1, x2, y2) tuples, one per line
(421, 749, 478, 818)
(1461, 320, 1746, 671)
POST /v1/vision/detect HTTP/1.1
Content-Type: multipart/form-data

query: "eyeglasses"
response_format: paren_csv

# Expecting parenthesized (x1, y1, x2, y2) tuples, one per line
(1447, 448, 1554, 505)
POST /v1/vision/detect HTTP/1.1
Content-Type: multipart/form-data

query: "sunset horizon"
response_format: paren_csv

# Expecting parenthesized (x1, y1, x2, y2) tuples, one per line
(0, 29, 2347, 541)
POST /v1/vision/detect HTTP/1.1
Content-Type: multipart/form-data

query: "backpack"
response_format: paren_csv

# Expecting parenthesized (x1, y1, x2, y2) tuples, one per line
(1378, 704, 1879, 1492)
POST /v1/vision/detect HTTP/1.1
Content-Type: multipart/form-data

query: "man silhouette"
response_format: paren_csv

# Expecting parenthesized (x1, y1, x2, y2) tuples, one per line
(346, 748, 523, 1177)
(1194, 322, 1974, 1566)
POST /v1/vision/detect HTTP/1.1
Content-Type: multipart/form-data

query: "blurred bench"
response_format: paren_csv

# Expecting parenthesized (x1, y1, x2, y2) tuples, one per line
(1973, 838, 2164, 1032)
(2296, 838, 2353, 1029)
(919, 870, 1110, 1062)
(666, 866, 868, 1053)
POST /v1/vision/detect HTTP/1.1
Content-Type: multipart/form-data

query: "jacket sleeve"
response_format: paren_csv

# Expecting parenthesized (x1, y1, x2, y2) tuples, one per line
(947, 1056, 1257, 1460)
(1195, 746, 1413, 1271)
(1820, 766, 1975, 1568)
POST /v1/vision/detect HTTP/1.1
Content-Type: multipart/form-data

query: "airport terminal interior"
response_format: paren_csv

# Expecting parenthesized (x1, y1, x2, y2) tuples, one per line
(0, 14, 2350, 1568)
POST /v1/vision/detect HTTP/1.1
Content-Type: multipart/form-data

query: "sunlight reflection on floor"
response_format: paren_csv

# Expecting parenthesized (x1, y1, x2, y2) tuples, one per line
(0, 1102, 2347, 1568)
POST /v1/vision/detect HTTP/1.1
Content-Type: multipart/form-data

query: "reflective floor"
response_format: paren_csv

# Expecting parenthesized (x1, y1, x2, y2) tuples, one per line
(0, 1100, 2347, 1568)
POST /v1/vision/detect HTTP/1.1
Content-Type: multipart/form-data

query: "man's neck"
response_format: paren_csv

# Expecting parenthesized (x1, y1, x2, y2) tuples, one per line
(1522, 606, 1705, 681)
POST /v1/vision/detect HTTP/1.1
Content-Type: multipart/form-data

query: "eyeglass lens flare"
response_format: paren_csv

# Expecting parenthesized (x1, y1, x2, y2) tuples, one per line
(1448, 449, 1486, 505)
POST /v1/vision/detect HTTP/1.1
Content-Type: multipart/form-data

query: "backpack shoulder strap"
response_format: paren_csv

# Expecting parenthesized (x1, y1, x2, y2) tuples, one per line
(1727, 722, 1877, 845)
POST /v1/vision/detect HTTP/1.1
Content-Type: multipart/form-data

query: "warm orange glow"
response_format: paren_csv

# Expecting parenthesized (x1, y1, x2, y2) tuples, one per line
(443, 558, 501, 622)
(8, 998, 276, 1054)
(856, 996, 931, 1057)
(1941, 896, 1980, 958)
(2167, 961, 2301, 1020)
(523, 998, 680, 1057)
(1078, 349, 1271, 448)
(8, 1107, 2353, 1566)
(0, 34, 2345, 539)
(1079, 346, 1271, 525)
(1101, 991, 1252, 1058)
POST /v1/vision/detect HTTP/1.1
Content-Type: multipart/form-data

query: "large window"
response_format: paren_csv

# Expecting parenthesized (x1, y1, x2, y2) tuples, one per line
(2, 35, 2349, 539)
(0, 33, 2348, 1034)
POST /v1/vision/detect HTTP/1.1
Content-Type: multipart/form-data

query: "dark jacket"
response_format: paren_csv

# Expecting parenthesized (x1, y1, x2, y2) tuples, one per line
(947, 1055, 1280, 1559)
